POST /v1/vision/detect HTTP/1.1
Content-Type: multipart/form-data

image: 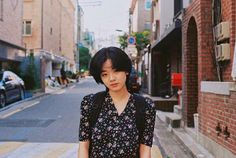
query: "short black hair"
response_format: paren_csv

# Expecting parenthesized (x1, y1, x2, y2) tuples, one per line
(89, 47, 132, 86)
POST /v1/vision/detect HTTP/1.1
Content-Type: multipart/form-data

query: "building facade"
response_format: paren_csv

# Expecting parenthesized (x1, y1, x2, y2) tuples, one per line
(0, 0, 25, 71)
(149, 0, 236, 157)
(151, 0, 184, 97)
(23, 0, 76, 89)
(129, 0, 152, 88)
(182, 0, 236, 157)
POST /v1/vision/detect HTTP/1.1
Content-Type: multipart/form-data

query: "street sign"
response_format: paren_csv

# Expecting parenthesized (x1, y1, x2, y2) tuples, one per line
(127, 36, 136, 45)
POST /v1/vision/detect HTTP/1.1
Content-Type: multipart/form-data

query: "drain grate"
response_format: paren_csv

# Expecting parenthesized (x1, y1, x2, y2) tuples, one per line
(0, 119, 55, 127)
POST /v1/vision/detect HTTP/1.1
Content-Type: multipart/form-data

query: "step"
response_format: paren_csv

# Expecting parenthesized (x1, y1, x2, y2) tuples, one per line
(173, 128, 215, 158)
(165, 113, 182, 128)
(173, 105, 182, 115)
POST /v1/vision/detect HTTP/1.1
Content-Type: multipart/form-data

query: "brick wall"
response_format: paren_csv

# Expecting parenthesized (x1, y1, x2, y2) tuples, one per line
(199, 90, 236, 155)
(0, 0, 23, 47)
(182, 0, 236, 155)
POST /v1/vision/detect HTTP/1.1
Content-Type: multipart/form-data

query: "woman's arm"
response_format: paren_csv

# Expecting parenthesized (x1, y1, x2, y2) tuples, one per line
(139, 144, 151, 158)
(78, 95, 93, 158)
(78, 141, 89, 158)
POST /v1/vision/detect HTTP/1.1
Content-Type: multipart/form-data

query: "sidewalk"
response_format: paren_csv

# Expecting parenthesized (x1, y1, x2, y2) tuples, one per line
(142, 92, 214, 158)
(157, 111, 214, 158)
(154, 112, 193, 158)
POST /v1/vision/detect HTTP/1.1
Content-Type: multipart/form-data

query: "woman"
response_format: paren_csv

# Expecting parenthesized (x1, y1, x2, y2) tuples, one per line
(78, 47, 156, 158)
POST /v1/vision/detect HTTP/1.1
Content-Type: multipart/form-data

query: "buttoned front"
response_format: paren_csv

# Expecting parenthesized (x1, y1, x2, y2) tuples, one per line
(79, 93, 156, 158)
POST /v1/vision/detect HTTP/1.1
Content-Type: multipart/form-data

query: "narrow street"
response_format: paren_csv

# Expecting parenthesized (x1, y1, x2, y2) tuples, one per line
(0, 78, 105, 157)
(0, 78, 170, 158)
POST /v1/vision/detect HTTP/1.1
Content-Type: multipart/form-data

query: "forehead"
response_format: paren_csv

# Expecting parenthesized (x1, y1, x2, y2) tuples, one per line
(102, 59, 113, 70)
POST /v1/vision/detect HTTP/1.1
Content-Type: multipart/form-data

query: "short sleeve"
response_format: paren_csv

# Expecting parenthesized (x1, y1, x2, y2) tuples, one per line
(79, 94, 93, 141)
(139, 97, 156, 147)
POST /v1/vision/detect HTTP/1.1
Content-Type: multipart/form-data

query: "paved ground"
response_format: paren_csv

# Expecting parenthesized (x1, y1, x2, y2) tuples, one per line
(0, 79, 163, 158)
(0, 141, 162, 158)
(154, 114, 193, 158)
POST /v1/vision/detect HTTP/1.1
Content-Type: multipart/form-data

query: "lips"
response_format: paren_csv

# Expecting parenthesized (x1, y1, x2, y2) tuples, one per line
(110, 83, 118, 87)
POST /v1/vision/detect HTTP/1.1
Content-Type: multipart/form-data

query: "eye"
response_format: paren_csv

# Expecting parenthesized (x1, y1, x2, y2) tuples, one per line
(101, 73, 107, 77)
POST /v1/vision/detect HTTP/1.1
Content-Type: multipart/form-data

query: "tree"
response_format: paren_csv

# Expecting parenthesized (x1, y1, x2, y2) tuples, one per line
(22, 53, 37, 90)
(118, 30, 150, 51)
(79, 46, 91, 71)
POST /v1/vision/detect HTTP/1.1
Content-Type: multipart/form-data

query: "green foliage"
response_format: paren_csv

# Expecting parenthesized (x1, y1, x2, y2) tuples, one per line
(22, 53, 37, 90)
(79, 46, 91, 71)
(118, 33, 128, 50)
(118, 30, 150, 51)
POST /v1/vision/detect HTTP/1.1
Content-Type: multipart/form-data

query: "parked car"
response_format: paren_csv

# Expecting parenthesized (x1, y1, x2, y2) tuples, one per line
(129, 67, 140, 93)
(0, 71, 25, 108)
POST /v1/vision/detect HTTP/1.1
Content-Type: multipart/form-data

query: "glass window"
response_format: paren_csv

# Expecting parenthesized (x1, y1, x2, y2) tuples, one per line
(23, 20, 32, 35)
(145, 0, 151, 10)
(144, 22, 151, 30)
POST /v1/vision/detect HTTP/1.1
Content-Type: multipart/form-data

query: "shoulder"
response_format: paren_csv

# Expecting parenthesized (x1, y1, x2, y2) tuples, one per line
(133, 94, 155, 110)
(82, 94, 94, 103)
(144, 97, 155, 108)
(82, 94, 94, 100)
(80, 94, 94, 110)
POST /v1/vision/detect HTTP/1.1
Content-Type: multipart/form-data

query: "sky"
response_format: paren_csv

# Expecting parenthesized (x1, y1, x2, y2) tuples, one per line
(79, 0, 132, 47)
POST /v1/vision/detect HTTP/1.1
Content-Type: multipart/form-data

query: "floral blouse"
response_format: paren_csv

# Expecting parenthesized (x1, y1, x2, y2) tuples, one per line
(79, 93, 156, 158)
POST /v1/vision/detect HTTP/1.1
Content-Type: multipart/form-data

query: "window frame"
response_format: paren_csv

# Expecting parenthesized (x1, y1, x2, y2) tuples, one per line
(22, 20, 32, 36)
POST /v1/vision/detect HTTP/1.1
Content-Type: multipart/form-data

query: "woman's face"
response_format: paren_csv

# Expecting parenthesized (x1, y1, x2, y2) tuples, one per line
(100, 59, 127, 92)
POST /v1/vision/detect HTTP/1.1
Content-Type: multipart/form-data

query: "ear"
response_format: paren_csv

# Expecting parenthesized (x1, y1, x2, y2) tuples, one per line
(126, 72, 129, 75)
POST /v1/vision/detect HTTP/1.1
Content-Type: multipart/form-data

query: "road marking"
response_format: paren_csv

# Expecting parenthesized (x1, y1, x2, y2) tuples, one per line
(0, 101, 40, 119)
(69, 85, 76, 89)
(0, 142, 25, 156)
(0, 109, 21, 119)
(151, 145, 163, 158)
(36, 143, 75, 158)
(0, 142, 78, 158)
(56, 90, 65, 94)
(20, 101, 40, 110)
(0, 142, 162, 158)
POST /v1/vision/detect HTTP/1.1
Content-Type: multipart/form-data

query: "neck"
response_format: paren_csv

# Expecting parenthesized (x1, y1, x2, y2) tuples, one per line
(109, 88, 129, 100)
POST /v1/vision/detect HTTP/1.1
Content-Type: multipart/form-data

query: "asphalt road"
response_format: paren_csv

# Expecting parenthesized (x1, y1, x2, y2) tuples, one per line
(0, 77, 163, 158)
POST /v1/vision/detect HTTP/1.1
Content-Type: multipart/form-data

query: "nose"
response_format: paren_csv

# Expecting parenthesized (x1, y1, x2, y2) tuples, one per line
(109, 73, 116, 81)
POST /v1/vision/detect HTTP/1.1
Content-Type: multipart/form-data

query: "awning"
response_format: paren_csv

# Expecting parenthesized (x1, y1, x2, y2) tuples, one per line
(151, 19, 182, 50)
(0, 39, 26, 51)
(40, 50, 68, 64)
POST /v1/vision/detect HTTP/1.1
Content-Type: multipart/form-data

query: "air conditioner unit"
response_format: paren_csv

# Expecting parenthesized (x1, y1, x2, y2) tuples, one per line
(214, 22, 230, 42)
(216, 43, 230, 61)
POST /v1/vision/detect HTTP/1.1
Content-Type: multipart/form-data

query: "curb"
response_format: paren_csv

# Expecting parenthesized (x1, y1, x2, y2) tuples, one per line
(171, 127, 214, 158)
(0, 83, 76, 113)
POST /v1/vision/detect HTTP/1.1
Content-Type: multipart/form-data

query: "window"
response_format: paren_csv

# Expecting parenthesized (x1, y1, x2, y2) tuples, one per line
(23, 20, 32, 35)
(144, 22, 151, 30)
(145, 0, 151, 10)
(0, 0, 3, 21)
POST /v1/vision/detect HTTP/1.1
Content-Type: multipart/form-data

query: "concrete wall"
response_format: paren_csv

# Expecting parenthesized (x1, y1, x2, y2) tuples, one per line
(60, 0, 75, 64)
(0, 0, 23, 47)
(23, 0, 42, 49)
(131, 0, 151, 32)
(159, 0, 174, 36)
(23, 0, 75, 65)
